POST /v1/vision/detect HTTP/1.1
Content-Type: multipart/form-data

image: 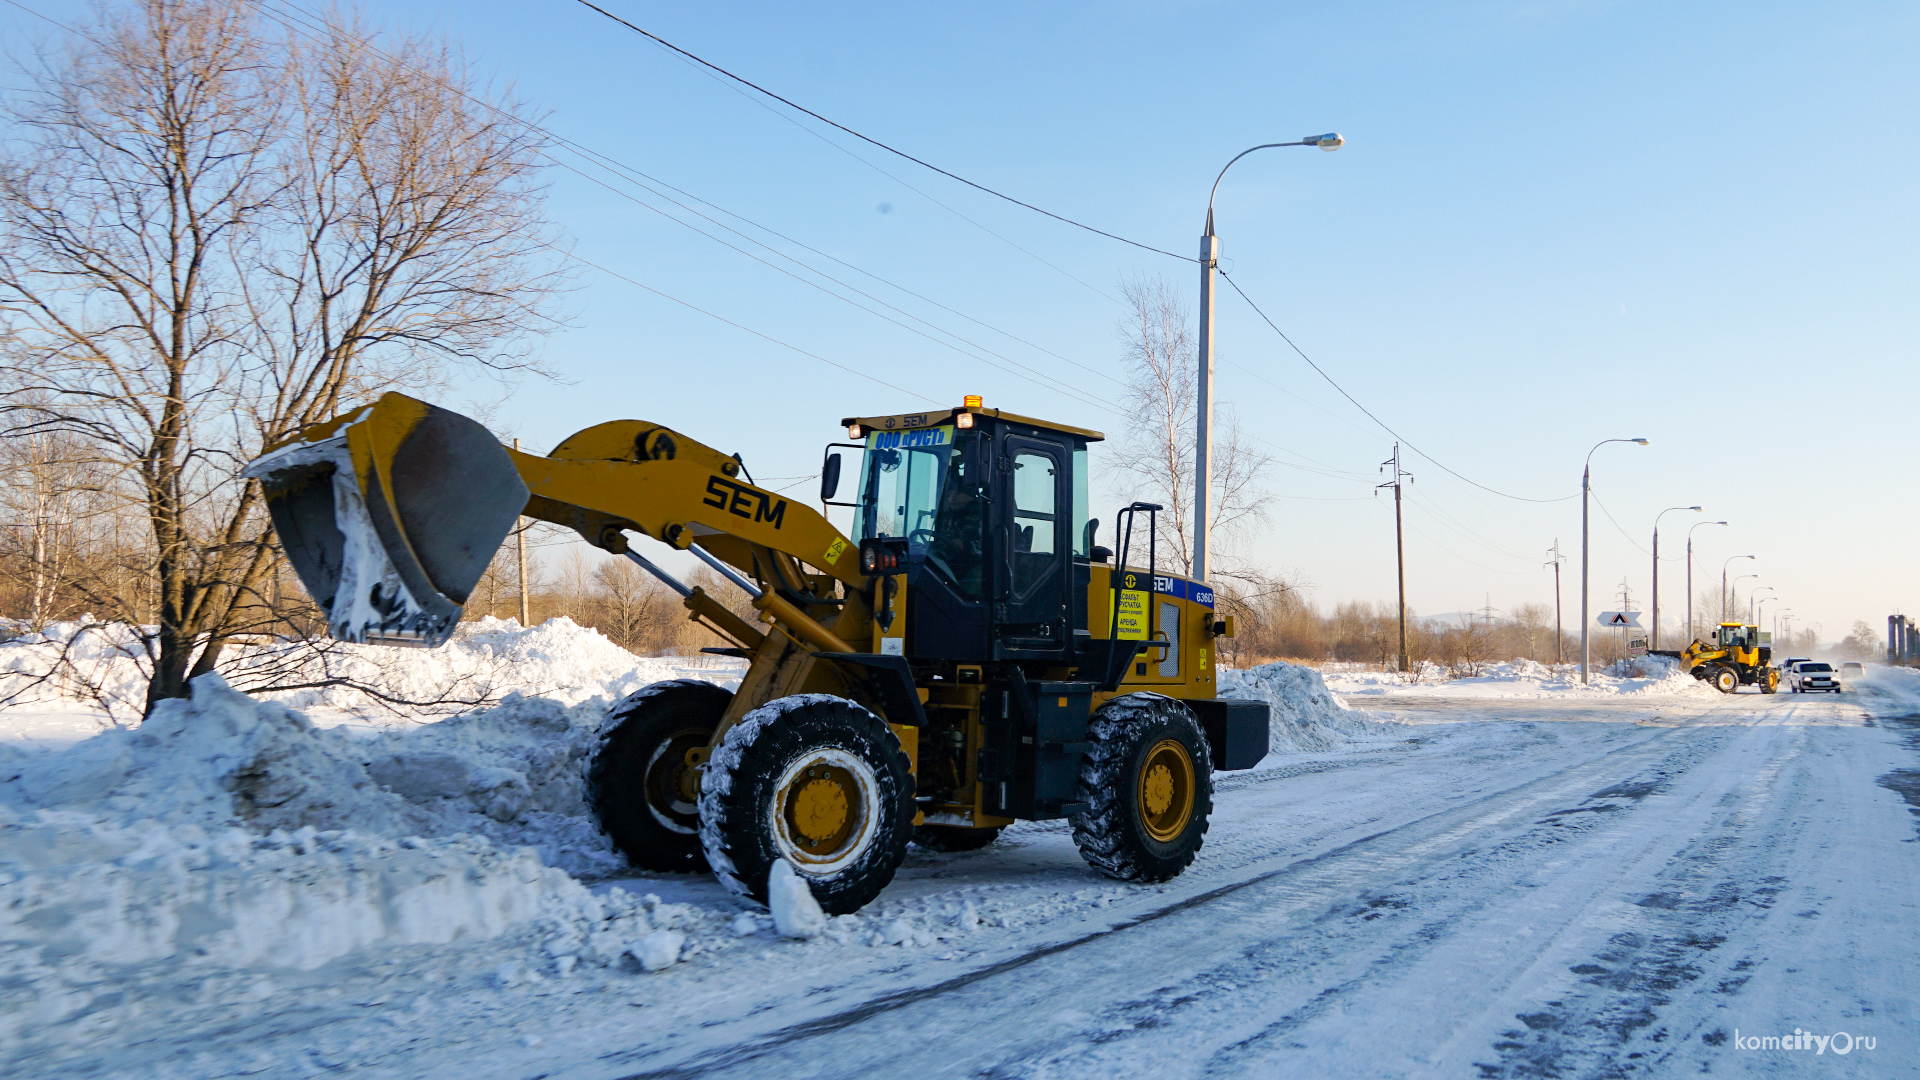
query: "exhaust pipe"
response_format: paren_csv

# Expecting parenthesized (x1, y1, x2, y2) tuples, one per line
(244, 393, 529, 647)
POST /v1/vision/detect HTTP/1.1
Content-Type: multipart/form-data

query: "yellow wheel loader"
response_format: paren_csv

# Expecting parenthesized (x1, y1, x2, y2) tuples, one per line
(1652, 621, 1779, 694)
(244, 393, 1270, 914)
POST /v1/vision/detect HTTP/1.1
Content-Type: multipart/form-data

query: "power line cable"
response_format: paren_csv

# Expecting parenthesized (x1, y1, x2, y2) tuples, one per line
(0, 0, 74, 32)
(553, 143, 1129, 388)
(567, 3, 1125, 306)
(251, 0, 1390, 494)
(550, 156, 1114, 413)
(249, 0, 1118, 415)
(536, 240, 941, 406)
(1403, 487, 1539, 564)
(1585, 483, 1652, 555)
(1399, 512, 1535, 577)
(572, 0, 1193, 264)
(1216, 268, 1577, 504)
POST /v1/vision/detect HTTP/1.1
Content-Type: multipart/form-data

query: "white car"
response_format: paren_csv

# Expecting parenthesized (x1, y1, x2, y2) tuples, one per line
(1788, 661, 1840, 693)
(1839, 661, 1865, 681)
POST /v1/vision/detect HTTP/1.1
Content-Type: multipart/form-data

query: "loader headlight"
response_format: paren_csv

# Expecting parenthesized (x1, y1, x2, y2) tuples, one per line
(955, 412, 974, 429)
(859, 537, 907, 574)
(847, 423, 864, 439)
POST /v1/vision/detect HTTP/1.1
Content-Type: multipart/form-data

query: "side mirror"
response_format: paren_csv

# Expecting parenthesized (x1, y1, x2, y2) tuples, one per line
(820, 451, 842, 501)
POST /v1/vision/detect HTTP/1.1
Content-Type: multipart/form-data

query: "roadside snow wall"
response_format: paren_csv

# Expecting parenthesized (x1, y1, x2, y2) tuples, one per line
(0, 672, 723, 1044)
(1216, 661, 1392, 754)
(0, 615, 739, 725)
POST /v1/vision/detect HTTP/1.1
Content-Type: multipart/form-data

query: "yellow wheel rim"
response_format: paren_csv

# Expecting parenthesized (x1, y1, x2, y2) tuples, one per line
(1137, 739, 1195, 842)
(780, 761, 861, 857)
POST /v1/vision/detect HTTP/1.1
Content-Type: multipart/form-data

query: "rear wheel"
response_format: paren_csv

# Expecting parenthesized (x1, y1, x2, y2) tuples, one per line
(1710, 666, 1739, 694)
(912, 825, 1002, 851)
(699, 695, 915, 914)
(1071, 693, 1213, 883)
(588, 680, 732, 872)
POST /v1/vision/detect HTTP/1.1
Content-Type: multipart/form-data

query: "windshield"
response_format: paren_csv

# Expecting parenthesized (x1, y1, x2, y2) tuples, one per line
(858, 426, 985, 599)
(1800, 663, 1832, 672)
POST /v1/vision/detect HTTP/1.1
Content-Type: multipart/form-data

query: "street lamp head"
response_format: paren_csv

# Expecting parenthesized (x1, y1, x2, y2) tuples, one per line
(1687, 506, 1702, 511)
(1631, 438, 1649, 445)
(1312, 132, 1344, 150)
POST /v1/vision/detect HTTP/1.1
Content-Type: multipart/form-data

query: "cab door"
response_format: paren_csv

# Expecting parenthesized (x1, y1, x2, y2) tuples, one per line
(994, 436, 1070, 657)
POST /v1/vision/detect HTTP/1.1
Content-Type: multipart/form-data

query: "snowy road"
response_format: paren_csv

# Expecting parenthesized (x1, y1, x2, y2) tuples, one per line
(18, 684, 1919, 1078)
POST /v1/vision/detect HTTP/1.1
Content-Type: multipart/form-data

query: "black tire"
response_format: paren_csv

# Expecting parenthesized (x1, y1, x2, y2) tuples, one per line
(1710, 666, 1739, 694)
(699, 694, 915, 915)
(587, 680, 731, 873)
(1070, 693, 1213, 883)
(912, 824, 1002, 852)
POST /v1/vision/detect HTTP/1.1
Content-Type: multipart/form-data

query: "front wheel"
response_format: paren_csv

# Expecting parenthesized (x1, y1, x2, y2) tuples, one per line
(1071, 693, 1213, 883)
(699, 694, 915, 915)
(1711, 666, 1740, 694)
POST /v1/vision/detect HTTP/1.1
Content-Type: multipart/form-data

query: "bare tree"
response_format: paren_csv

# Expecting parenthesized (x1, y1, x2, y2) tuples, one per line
(0, 0, 565, 714)
(1106, 275, 1278, 593)
(0, 421, 123, 627)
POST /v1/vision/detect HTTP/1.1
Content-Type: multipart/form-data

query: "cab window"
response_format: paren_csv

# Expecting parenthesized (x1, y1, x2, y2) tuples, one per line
(857, 425, 986, 601)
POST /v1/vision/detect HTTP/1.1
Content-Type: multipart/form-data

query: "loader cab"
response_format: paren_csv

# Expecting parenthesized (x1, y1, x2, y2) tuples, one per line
(844, 403, 1100, 666)
(1716, 623, 1771, 649)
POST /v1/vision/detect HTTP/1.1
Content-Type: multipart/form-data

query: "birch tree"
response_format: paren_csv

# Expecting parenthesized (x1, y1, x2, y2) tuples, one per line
(1105, 275, 1282, 600)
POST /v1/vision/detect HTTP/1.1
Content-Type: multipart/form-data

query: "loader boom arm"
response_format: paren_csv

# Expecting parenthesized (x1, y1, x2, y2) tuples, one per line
(245, 392, 870, 651)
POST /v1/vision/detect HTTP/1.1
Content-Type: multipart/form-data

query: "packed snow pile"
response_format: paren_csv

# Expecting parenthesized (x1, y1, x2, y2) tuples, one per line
(0, 670, 749, 1047)
(1849, 664, 1920, 713)
(1323, 655, 1713, 700)
(1217, 661, 1395, 754)
(0, 616, 742, 728)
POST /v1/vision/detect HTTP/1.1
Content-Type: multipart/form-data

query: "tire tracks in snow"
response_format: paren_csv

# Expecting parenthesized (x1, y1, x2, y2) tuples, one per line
(603, 702, 1745, 1079)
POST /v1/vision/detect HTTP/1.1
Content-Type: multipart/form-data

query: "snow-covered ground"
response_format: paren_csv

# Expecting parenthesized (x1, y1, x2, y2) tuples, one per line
(4, 628, 1917, 1078)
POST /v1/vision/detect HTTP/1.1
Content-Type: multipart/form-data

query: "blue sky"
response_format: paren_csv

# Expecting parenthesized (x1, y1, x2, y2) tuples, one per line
(7, 0, 1915, 643)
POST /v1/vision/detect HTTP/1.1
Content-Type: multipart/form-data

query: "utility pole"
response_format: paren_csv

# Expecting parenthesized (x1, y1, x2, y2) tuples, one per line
(1618, 578, 1634, 663)
(1378, 445, 1411, 671)
(514, 438, 530, 627)
(1546, 540, 1565, 665)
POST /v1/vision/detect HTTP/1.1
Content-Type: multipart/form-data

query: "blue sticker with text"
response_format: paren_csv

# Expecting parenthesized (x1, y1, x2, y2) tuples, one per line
(1148, 575, 1214, 609)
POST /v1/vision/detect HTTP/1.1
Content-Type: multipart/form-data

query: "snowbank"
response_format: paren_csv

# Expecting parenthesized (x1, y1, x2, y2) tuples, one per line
(0, 615, 742, 730)
(1217, 661, 1396, 754)
(1849, 665, 1920, 715)
(0, 649, 745, 1047)
(1323, 656, 1714, 700)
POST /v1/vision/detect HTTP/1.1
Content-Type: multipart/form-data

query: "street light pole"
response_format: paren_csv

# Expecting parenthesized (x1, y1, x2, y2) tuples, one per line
(1195, 132, 1342, 582)
(1686, 520, 1728, 644)
(1751, 586, 1776, 627)
(1652, 506, 1702, 650)
(1722, 555, 1756, 624)
(1582, 438, 1649, 683)
(1731, 572, 1758, 623)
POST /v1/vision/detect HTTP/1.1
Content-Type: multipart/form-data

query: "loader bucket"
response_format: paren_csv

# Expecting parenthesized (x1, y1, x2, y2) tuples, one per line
(243, 393, 529, 647)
